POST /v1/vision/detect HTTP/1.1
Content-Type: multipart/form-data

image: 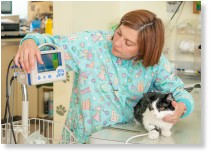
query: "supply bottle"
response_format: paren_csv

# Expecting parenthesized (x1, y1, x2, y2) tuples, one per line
(44, 92, 50, 114)
(197, 14, 201, 34)
(49, 91, 53, 115)
(45, 16, 52, 35)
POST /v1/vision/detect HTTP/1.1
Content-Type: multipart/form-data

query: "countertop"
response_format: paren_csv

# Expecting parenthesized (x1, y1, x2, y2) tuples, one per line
(89, 73, 201, 144)
(1, 31, 31, 46)
(89, 85, 201, 144)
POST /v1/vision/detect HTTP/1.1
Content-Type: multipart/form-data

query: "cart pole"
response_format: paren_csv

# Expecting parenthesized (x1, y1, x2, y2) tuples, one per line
(21, 84, 28, 144)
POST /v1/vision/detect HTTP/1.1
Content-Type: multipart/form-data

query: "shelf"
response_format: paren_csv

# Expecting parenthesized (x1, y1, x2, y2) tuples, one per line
(194, 50, 201, 54)
(38, 86, 53, 119)
(38, 113, 50, 118)
(1, 31, 31, 35)
(195, 73, 201, 77)
(177, 71, 201, 86)
(175, 20, 201, 75)
(1, 38, 22, 46)
(41, 86, 53, 89)
(176, 32, 201, 35)
(176, 49, 195, 54)
(1, 38, 22, 42)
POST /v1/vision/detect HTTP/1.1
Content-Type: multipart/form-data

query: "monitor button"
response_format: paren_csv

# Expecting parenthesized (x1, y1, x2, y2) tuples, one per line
(38, 76, 41, 80)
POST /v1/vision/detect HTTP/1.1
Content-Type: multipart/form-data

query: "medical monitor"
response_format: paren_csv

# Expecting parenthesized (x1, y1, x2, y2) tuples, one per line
(1, 1, 12, 14)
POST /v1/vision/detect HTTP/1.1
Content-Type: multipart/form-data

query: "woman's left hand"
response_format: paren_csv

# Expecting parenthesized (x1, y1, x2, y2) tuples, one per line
(162, 101, 185, 124)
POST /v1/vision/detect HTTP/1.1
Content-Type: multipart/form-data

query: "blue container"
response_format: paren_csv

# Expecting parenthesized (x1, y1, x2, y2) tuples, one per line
(49, 91, 53, 115)
(30, 20, 41, 33)
(49, 99, 53, 115)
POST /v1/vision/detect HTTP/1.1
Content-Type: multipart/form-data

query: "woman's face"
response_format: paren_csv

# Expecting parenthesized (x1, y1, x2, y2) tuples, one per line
(111, 25, 139, 60)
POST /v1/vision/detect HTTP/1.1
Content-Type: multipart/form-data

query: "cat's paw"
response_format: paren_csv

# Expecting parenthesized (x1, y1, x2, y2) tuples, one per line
(161, 130, 171, 137)
(133, 117, 140, 124)
(148, 130, 159, 140)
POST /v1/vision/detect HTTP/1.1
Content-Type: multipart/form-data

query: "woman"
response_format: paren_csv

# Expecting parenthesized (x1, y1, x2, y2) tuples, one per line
(14, 10, 194, 144)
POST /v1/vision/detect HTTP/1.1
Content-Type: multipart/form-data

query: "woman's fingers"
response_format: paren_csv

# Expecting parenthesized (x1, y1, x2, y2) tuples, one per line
(19, 53, 26, 72)
(14, 39, 40, 72)
(14, 52, 20, 68)
(35, 49, 44, 65)
(23, 50, 31, 73)
(16, 48, 42, 73)
(29, 52, 36, 70)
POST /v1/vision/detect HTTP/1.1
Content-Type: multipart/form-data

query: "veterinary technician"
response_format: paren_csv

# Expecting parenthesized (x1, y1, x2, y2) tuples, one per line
(14, 10, 194, 144)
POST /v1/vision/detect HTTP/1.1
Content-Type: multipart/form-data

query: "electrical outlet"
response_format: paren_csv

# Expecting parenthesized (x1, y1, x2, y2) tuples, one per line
(166, 1, 180, 13)
(167, 13, 172, 18)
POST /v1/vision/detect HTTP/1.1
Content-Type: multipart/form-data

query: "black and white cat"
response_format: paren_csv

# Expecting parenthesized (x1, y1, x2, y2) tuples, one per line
(133, 92, 175, 140)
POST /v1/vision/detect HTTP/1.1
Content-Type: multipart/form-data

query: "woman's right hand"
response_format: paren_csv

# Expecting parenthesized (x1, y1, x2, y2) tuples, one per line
(14, 39, 44, 73)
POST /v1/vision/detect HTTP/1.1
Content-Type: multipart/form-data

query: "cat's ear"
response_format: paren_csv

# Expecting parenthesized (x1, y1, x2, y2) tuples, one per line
(166, 92, 175, 102)
(143, 92, 156, 100)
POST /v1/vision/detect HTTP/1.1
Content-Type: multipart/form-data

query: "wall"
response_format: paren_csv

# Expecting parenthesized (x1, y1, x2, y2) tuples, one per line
(71, 1, 121, 33)
(54, 1, 121, 35)
(12, 1, 28, 19)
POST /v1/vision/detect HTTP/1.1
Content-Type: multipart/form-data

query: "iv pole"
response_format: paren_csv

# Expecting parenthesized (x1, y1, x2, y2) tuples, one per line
(21, 84, 29, 144)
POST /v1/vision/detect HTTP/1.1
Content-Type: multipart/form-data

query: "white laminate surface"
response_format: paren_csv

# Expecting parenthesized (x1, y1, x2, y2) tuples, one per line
(89, 88, 201, 144)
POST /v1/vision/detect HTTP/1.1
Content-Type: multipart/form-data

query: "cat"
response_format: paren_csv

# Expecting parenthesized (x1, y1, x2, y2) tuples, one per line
(133, 92, 175, 140)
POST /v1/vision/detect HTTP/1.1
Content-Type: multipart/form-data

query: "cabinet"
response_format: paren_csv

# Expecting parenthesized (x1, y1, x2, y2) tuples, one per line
(1, 42, 38, 119)
(175, 20, 201, 77)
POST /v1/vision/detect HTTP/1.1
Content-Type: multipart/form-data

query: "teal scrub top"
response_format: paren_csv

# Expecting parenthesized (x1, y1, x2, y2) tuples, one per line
(20, 30, 194, 144)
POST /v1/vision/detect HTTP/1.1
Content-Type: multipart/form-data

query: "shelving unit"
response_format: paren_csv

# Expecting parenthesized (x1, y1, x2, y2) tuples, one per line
(194, 31, 201, 76)
(175, 19, 201, 78)
(37, 86, 53, 118)
(194, 49, 201, 76)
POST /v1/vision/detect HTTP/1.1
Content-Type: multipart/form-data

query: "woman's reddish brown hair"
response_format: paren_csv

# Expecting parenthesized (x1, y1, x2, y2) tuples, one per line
(113, 9, 165, 68)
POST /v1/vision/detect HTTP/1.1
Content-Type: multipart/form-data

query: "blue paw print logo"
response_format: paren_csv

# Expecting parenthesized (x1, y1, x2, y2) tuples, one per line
(56, 69, 65, 78)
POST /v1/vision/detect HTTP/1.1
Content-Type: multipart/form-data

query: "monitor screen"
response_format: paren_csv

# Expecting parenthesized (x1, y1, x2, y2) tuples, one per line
(37, 53, 60, 73)
(1, 1, 12, 14)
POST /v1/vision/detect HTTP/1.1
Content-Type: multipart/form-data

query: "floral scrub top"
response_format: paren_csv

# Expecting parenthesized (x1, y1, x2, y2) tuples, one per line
(20, 30, 194, 144)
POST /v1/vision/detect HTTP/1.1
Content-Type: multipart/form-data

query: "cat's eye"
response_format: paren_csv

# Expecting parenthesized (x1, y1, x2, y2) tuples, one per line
(160, 108, 164, 110)
(150, 107, 154, 110)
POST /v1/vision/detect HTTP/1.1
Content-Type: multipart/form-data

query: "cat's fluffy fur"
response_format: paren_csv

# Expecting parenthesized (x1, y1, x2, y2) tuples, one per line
(133, 92, 175, 139)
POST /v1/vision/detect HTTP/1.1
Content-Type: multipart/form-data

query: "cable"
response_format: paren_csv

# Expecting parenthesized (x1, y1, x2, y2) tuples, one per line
(170, 1, 185, 33)
(3, 58, 17, 144)
(165, 1, 185, 39)
(10, 76, 17, 85)
(125, 133, 149, 144)
(164, 1, 183, 30)
(7, 58, 17, 144)
(3, 59, 13, 130)
(10, 56, 16, 143)
(171, 1, 183, 21)
(5, 97, 17, 144)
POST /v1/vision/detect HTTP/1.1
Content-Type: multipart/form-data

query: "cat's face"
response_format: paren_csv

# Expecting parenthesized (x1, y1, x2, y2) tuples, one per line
(145, 93, 175, 119)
